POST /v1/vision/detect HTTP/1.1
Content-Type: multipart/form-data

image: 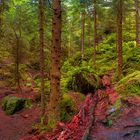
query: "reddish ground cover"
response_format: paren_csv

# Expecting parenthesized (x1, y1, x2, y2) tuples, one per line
(0, 87, 41, 140)
(22, 75, 140, 140)
(0, 74, 140, 140)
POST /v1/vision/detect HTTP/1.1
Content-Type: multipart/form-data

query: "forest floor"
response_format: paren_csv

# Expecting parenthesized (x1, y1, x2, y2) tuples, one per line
(0, 74, 140, 140)
(0, 87, 41, 140)
(21, 74, 140, 140)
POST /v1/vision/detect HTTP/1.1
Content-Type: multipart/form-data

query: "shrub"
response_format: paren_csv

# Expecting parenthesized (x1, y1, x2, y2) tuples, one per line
(102, 33, 116, 45)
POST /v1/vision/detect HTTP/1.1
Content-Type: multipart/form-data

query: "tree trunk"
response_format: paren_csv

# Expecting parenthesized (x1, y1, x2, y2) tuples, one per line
(13, 27, 22, 93)
(0, 5, 2, 32)
(0, 0, 4, 36)
(49, 0, 61, 127)
(93, 0, 97, 68)
(39, 0, 45, 116)
(88, 19, 91, 47)
(81, 11, 85, 59)
(117, 0, 123, 79)
(15, 36, 22, 93)
(68, 24, 72, 57)
(135, 0, 139, 47)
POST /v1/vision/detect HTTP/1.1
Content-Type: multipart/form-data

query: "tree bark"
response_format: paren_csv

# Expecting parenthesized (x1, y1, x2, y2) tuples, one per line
(68, 24, 72, 57)
(13, 28, 22, 93)
(49, 0, 61, 127)
(81, 11, 85, 59)
(39, 0, 45, 116)
(15, 37, 20, 92)
(0, 0, 4, 37)
(116, 0, 123, 79)
(135, 0, 139, 47)
(93, 0, 97, 68)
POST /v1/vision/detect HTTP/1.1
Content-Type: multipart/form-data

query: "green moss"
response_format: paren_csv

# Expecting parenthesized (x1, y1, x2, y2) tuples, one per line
(2, 96, 32, 115)
(116, 71, 140, 97)
(112, 98, 121, 109)
(65, 67, 99, 94)
(24, 98, 32, 108)
(47, 114, 58, 129)
(60, 94, 76, 121)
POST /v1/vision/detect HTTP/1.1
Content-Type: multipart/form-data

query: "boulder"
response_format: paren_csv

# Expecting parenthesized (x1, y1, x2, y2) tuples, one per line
(2, 96, 32, 115)
(67, 70, 98, 94)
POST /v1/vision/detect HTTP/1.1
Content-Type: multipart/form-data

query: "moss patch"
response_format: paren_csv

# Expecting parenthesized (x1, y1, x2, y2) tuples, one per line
(60, 93, 77, 122)
(66, 67, 99, 94)
(116, 71, 140, 97)
(2, 96, 32, 115)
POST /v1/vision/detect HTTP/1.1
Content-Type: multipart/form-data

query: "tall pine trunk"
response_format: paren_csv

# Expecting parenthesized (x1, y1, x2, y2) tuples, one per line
(0, 1, 4, 38)
(0, 3, 2, 35)
(15, 37, 20, 92)
(49, 0, 61, 127)
(117, 0, 123, 79)
(135, 0, 139, 47)
(93, 0, 97, 68)
(39, 0, 45, 116)
(13, 28, 22, 93)
(81, 11, 85, 59)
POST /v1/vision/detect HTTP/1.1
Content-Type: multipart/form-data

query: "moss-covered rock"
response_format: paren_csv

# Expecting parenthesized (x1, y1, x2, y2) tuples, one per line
(66, 67, 99, 94)
(2, 96, 32, 115)
(116, 71, 140, 97)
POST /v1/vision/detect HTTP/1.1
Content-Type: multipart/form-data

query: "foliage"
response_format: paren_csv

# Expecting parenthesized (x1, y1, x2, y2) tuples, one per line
(102, 33, 116, 45)
(116, 71, 140, 97)
(61, 36, 140, 87)
(67, 68, 98, 94)
(123, 47, 140, 75)
(34, 77, 50, 93)
(47, 114, 58, 129)
(61, 61, 99, 94)
(2, 96, 32, 115)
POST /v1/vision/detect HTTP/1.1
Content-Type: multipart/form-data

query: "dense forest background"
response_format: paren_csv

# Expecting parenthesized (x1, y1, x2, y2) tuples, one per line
(0, 0, 140, 139)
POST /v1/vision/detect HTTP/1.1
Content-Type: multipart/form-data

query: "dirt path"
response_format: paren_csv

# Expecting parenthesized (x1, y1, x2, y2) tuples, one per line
(0, 87, 41, 140)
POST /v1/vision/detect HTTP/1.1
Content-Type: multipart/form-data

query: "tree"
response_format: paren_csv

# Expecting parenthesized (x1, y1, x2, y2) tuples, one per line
(0, 0, 3, 36)
(3, 0, 39, 91)
(116, 0, 123, 78)
(11, 4, 23, 93)
(13, 27, 22, 93)
(38, 0, 45, 116)
(135, 0, 139, 47)
(80, 1, 86, 59)
(49, 0, 61, 127)
(93, 0, 97, 67)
